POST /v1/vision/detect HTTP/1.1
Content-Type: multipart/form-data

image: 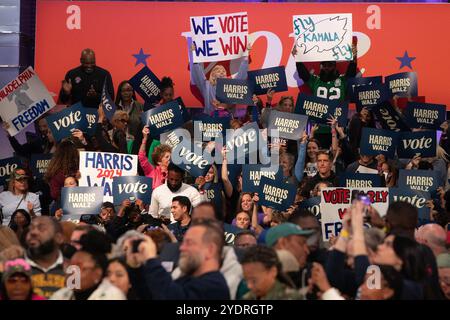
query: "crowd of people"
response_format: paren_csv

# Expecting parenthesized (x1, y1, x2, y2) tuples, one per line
(0, 45, 449, 301)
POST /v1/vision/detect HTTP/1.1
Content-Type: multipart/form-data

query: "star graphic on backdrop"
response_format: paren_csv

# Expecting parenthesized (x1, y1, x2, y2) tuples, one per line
(132, 48, 151, 66)
(396, 51, 416, 70)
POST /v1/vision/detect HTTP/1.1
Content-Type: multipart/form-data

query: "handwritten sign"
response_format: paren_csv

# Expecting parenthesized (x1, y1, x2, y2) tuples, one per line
(46, 104, 90, 141)
(141, 100, 184, 138)
(404, 102, 446, 130)
(385, 72, 418, 98)
(247, 66, 288, 95)
(397, 130, 436, 158)
(267, 110, 308, 141)
(320, 187, 389, 241)
(129, 66, 162, 103)
(0, 67, 55, 136)
(295, 93, 338, 124)
(293, 13, 353, 62)
(112, 176, 153, 206)
(360, 127, 398, 158)
(61, 186, 104, 216)
(216, 78, 253, 105)
(190, 12, 248, 63)
(78, 151, 138, 203)
(398, 170, 439, 193)
(29, 154, 53, 180)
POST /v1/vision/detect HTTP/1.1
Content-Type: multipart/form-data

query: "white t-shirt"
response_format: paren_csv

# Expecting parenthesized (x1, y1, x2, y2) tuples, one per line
(0, 191, 41, 225)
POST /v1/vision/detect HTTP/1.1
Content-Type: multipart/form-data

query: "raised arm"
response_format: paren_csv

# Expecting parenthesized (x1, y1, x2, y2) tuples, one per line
(292, 46, 311, 83)
(220, 147, 233, 198)
(294, 131, 308, 182)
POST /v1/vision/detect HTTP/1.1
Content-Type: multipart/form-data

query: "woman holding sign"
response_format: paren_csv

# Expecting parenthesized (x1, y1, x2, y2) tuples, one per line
(96, 107, 128, 154)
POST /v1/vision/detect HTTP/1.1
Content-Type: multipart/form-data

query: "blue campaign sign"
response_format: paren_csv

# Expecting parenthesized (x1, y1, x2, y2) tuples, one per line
(398, 169, 440, 193)
(241, 164, 283, 193)
(193, 113, 230, 142)
(389, 187, 430, 226)
(171, 141, 213, 177)
(339, 172, 383, 188)
(141, 100, 184, 138)
(385, 72, 418, 98)
(112, 176, 153, 206)
(129, 66, 162, 103)
(294, 93, 338, 124)
(61, 186, 104, 216)
(223, 223, 243, 245)
(216, 78, 254, 105)
(30, 154, 53, 180)
(0, 157, 22, 186)
(404, 102, 446, 130)
(101, 82, 117, 121)
(247, 66, 288, 96)
(257, 175, 296, 212)
(299, 196, 321, 218)
(225, 121, 260, 164)
(46, 104, 89, 141)
(372, 101, 411, 132)
(267, 110, 308, 141)
(84, 107, 98, 137)
(175, 97, 191, 123)
(354, 83, 390, 112)
(397, 130, 436, 158)
(203, 182, 223, 213)
(346, 76, 383, 103)
(216, 163, 242, 188)
(334, 100, 349, 127)
(360, 127, 399, 158)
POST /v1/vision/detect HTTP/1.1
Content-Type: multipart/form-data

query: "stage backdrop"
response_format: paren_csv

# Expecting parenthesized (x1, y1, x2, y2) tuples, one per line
(35, 1, 450, 109)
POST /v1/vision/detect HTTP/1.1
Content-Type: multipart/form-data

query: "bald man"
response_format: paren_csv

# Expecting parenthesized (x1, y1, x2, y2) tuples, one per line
(415, 223, 447, 257)
(59, 48, 114, 108)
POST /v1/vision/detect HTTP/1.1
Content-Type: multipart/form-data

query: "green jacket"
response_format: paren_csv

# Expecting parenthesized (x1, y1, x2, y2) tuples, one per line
(242, 280, 304, 300)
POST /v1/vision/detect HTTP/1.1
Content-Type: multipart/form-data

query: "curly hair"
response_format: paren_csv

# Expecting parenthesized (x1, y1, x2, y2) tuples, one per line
(160, 76, 174, 91)
(44, 140, 79, 182)
(151, 144, 172, 166)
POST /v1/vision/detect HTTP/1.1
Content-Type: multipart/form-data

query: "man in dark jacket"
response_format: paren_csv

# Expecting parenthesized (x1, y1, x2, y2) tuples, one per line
(304, 151, 339, 196)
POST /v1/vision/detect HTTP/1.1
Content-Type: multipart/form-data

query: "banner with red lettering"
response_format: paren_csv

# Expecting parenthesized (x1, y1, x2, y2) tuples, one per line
(320, 187, 389, 241)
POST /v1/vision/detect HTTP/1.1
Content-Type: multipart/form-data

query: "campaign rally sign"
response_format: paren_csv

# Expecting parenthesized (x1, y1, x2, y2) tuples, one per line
(372, 101, 411, 132)
(334, 101, 349, 127)
(404, 102, 446, 130)
(295, 93, 338, 124)
(79, 151, 138, 202)
(216, 162, 242, 188)
(129, 66, 162, 103)
(397, 130, 436, 158)
(112, 176, 153, 206)
(267, 110, 308, 140)
(171, 140, 213, 177)
(141, 100, 184, 138)
(293, 13, 353, 62)
(190, 12, 248, 63)
(320, 187, 389, 241)
(84, 107, 98, 137)
(360, 127, 398, 158)
(247, 66, 288, 95)
(347, 76, 383, 103)
(224, 121, 260, 164)
(61, 186, 104, 216)
(46, 104, 89, 141)
(241, 164, 283, 193)
(29, 154, 53, 180)
(354, 83, 389, 111)
(299, 196, 321, 218)
(203, 182, 223, 214)
(216, 78, 253, 105)
(101, 82, 117, 121)
(389, 187, 431, 226)
(193, 113, 230, 142)
(223, 223, 243, 245)
(339, 172, 383, 188)
(0, 157, 22, 186)
(257, 176, 296, 211)
(175, 97, 191, 123)
(0, 67, 55, 136)
(385, 72, 418, 98)
(160, 127, 191, 150)
(398, 170, 439, 193)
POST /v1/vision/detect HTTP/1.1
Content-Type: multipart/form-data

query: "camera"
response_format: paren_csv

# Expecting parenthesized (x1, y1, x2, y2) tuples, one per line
(132, 239, 144, 253)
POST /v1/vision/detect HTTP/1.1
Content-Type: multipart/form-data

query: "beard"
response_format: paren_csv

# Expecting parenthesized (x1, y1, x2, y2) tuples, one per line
(167, 182, 182, 193)
(27, 238, 57, 259)
(319, 69, 338, 82)
(178, 252, 203, 276)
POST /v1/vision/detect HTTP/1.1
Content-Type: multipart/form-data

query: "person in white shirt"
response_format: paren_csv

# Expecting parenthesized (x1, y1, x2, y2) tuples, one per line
(148, 163, 201, 222)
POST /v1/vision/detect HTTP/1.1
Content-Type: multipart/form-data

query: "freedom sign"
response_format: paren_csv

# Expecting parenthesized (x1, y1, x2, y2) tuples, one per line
(294, 93, 338, 124)
(320, 187, 389, 241)
(61, 186, 104, 216)
(78, 151, 138, 203)
(293, 13, 353, 62)
(0, 157, 22, 186)
(216, 78, 253, 105)
(404, 102, 446, 130)
(346, 76, 383, 103)
(256, 176, 297, 211)
(241, 164, 283, 193)
(141, 100, 185, 138)
(190, 12, 248, 63)
(385, 72, 418, 98)
(247, 66, 288, 95)
(0, 67, 55, 136)
(398, 169, 440, 193)
(397, 130, 436, 158)
(112, 176, 153, 206)
(360, 127, 398, 158)
(29, 154, 53, 180)
(129, 66, 162, 103)
(267, 110, 308, 140)
(46, 103, 90, 141)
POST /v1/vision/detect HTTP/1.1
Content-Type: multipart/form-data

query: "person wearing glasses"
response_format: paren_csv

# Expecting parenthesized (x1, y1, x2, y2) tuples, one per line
(115, 81, 143, 139)
(96, 107, 129, 153)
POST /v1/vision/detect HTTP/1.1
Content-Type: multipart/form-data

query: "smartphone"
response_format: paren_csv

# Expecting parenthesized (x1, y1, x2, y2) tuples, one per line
(357, 194, 371, 222)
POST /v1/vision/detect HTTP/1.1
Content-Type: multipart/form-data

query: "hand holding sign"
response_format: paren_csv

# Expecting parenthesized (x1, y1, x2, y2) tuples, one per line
(62, 78, 72, 95)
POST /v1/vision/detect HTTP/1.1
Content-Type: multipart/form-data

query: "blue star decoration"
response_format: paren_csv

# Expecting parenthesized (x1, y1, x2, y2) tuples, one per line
(132, 48, 151, 66)
(396, 51, 416, 70)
